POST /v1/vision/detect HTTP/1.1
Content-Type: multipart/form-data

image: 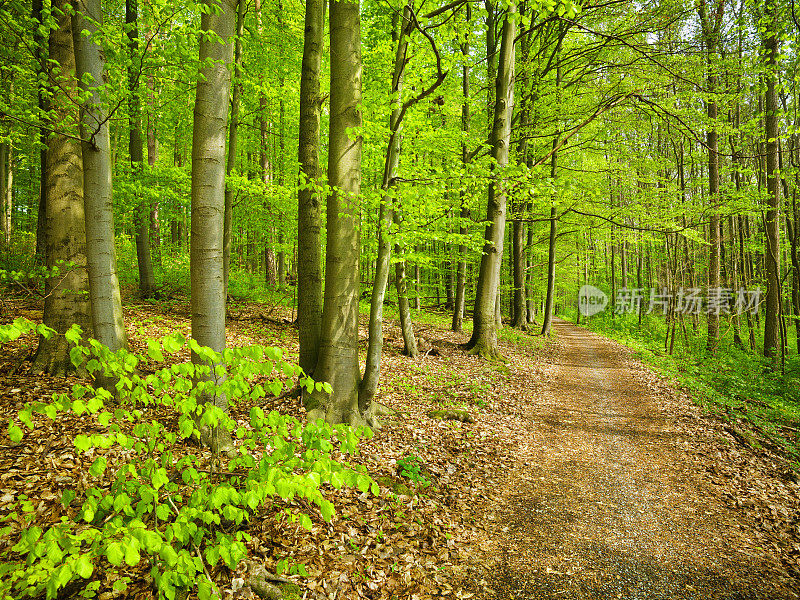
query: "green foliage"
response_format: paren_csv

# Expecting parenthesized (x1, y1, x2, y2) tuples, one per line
(0, 319, 376, 600)
(396, 454, 431, 488)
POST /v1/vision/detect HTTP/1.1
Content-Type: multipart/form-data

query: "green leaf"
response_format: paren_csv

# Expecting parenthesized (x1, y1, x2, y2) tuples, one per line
(124, 540, 141, 566)
(198, 581, 213, 600)
(320, 499, 334, 522)
(159, 544, 179, 567)
(76, 554, 94, 579)
(147, 339, 165, 362)
(61, 489, 76, 508)
(106, 542, 124, 566)
(89, 456, 107, 477)
(7, 423, 22, 443)
(299, 513, 312, 531)
(113, 492, 131, 513)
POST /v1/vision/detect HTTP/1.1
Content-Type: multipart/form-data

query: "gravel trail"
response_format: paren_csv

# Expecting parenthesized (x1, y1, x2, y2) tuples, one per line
(481, 319, 797, 600)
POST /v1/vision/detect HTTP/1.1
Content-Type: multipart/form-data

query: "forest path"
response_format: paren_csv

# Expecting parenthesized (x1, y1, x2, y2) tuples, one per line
(478, 319, 796, 600)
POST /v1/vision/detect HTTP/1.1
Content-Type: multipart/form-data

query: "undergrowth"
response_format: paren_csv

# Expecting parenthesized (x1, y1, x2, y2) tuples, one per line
(0, 319, 376, 600)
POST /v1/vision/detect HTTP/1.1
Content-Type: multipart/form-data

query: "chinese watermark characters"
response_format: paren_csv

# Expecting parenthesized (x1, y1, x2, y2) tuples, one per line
(613, 287, 761, 315)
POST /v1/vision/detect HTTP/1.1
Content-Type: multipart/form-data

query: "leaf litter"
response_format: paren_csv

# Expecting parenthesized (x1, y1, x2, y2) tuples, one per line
(0, 299, 798, 599)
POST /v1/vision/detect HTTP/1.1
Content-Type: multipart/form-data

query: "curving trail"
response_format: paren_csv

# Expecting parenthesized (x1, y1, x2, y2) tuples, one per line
(482, 319, 797, 600)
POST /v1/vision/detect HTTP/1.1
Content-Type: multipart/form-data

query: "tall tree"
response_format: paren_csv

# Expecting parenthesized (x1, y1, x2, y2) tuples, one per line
(465, 1, 516, 359)
(297, 0, 325, 375)
(190, 0, 235, 450)
(223, 0, 245, 301)
(452, 3, 472, 333)
(73, 0, 128, 360)
(306, 0, 365, 425)
(540, 26, 563, 337)
(126, 0, 155, 299)
(32, 0, 92, 376)
(697, 0, 724, 353)
(361, 1, 445, 405)
(761, 0, 781, 361)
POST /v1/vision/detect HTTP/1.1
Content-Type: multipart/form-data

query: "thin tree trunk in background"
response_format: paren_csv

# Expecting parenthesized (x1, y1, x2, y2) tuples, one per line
(307, 0, 365, 425)
(762, 2, 781, 362)
(414, 255, 421, 310)
(620, 239, 627, 289)
(33, 0, 48, 265)
(394, 206, 419, 357)
(276, 1, 287, 288)
(223, 0, 245, 303)
(74, 0, 128, 364)
(698, 0, 724, 353)
(541, 32, 562, 337)
(511, 18, 533, 330)
(32, 0, 92, 376)
(255, 0, 276, 288)
(361, 1, 416, 408)
(453, 7, 471, 332)
(190, 0, 235, 452)
(466, 1, 516, 358)
(127, 0, 155, 298)
(0, 143, 9, 245)
(297, 0, 325, 374)
(145, 23, 161, 270)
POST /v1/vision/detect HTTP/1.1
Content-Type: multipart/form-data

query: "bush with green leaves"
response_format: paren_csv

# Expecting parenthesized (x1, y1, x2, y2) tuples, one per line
(396, 454, 430, 488)
(0, 318, 377, 600)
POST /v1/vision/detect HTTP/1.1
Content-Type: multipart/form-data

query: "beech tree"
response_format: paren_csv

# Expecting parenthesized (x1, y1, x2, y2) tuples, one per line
(32, 0, 92, 376)
(74, 0, 128, 361)
(466, 0, 516, 359)
(297, 0, 325, 375)
(306, 0, 365, 425)
(190, 0, 235, 450)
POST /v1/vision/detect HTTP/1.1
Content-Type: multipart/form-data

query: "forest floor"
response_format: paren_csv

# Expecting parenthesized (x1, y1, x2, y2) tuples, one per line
(1, 298, 799, 599)
(467, 320, 800, 599)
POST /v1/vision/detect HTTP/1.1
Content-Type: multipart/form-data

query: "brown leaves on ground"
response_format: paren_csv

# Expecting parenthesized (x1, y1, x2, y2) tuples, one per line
(1, 298, 799, 599)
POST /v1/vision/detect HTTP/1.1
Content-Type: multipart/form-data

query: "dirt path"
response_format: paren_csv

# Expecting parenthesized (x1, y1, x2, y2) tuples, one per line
(478, 319, 797, 600)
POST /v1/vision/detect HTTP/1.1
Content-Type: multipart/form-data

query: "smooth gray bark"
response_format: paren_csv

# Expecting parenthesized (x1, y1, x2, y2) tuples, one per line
(190, 0, 235, 451)
(361, 1, 417, 409)
(32, 0, 92, 376)
(223, 0, 245, 302)
(297, 0, 325, 374)
(73, 0, 127, 360)
(126, 0, 155, 299)
(307, 0, 364, 426)
(465, 1, 516, 358)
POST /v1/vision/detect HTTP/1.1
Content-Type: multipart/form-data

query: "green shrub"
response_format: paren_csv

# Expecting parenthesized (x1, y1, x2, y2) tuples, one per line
(0, 319, 377, 600)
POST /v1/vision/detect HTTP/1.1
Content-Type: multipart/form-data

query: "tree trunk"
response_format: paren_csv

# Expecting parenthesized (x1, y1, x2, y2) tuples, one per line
(223, 0, 245, 302)
(762, 4, 780, 361)
(541, 33, 562, 337)
(698, 0, 724, 353)
(361, 1, 413, 409)
(452, 10, 470, 333)
(465, 1, 516, 358)
(190, 0, 235, 452)
(74, 0, 128, 363)
(307, 0, 364, 426)
(0, 143, 9, 245)
(126, 0, 155, 298)
(32, 0, 92, 376)
(33, 0, 48, 266)
(297, 0, 325, 375)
